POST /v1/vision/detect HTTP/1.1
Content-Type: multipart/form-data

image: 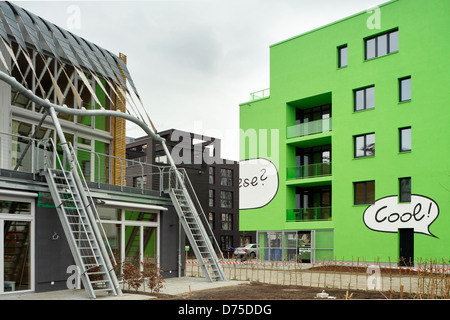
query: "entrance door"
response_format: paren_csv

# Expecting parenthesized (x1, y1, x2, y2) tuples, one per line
(399, 228, 414, 266)
(124, 225, 157, 271)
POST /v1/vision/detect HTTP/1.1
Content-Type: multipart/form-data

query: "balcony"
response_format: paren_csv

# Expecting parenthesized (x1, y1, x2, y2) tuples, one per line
(249, 88, 270, 101)
(287, 118, 332, 139)
(287, 162, 331, 180)
(286, 207, 332, 222)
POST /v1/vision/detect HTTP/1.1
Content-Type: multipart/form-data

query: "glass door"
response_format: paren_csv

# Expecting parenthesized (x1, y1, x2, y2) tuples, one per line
(3, 220, 31, 293)
(124, 225, 157, 271)
(1, 198, 34, 294)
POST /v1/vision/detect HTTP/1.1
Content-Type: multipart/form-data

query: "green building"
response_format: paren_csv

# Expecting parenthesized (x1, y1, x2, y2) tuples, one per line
(239, 0, 449, 265)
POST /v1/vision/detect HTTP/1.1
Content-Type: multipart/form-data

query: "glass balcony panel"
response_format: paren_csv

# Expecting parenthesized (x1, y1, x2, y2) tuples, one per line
(286, 207, 332, 222)
(287, 118, 332, 139)
(287, 162, 331, 180)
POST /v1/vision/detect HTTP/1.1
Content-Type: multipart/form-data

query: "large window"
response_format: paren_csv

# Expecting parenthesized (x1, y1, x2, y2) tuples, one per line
(399, 127, 411, 152)
(354, 181, 375, 205)
(354, 86, 375, 111)
(354, 133, 375, 158)
(399, 77, 411, 102)
(220, 168, 233, 187)
(365, 29, 399, 60)
(399, 178, 411, 203)
(221, 213, 233, 230)
(220, 191, 233, 209)
(338, 45, 348, 68)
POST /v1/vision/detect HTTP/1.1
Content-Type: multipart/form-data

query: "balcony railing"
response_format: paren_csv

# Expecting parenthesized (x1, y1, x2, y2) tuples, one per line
(0, 131, 167, 193)
(287, 207, 332, 222)
(287, 118, 332, 139)
(287, 162, 331, 180)
(250, 88, 270, 101)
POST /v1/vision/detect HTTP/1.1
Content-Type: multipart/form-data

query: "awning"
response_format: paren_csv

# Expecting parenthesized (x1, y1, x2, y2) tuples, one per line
(96, 199, 168, 212)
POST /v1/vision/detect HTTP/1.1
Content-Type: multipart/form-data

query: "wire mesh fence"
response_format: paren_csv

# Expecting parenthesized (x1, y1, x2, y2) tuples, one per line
(185, 256, 450, 299)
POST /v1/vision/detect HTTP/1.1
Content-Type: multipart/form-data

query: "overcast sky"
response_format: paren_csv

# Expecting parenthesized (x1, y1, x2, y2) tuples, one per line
(13, 0, 388, 160)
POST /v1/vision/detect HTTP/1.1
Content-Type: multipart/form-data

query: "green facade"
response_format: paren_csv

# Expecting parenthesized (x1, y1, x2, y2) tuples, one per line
(239, 0, 449, 263)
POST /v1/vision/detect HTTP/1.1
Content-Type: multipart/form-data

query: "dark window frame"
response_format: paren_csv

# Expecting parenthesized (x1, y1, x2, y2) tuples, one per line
(399, 76, 411, 102)
(220, 190, 233, 209)
(365, 29, 399, 60)
(354, 133, 375, 158)
(399, 177, 411, 203)
(209, 189, 215, 207)
(354, 180, 375, 205)
(338, 44, 348, 68)
(221, 213, 233, 231)
(353, 86, 375, 111)
(220, 168, 233, 187)
(399, 127, 411, 152)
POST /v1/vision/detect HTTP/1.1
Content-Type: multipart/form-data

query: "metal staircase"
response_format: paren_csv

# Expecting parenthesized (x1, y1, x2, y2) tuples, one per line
(164, 168, 227, 282)
(43, 137, 121, 299)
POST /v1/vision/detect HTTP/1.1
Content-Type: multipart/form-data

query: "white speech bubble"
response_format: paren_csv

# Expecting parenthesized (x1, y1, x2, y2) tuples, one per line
(239, 158, 279, 210)
(363, 195, 439, 238)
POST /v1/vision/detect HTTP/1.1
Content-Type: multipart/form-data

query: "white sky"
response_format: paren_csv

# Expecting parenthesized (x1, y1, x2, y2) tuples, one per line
(12, 0, 388, 160)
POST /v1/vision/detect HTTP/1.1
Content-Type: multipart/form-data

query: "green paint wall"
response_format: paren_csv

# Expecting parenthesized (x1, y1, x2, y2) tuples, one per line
(239, 0, 450, 262)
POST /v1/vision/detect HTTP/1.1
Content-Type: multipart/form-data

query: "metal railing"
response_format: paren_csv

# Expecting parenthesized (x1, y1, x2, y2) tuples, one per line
(250, 88, 270, 101)
(0, 131, 168, 193)
(287, 118, 332, 139)
(161, 166, 225, 261)
(286, 207, 332, 222)
(286, 162, 332, 180)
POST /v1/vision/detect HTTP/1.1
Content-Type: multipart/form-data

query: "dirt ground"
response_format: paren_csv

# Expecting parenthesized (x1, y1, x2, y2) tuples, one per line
(144, 281, 404, 300)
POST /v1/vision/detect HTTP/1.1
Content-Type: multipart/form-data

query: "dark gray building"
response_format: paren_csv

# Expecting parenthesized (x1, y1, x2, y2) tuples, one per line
(127, 129, 255, 257)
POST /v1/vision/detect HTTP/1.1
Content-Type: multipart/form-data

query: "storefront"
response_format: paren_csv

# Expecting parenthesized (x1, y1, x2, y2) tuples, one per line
(257, 229, 334, 263)
(0, 192, 36, 294)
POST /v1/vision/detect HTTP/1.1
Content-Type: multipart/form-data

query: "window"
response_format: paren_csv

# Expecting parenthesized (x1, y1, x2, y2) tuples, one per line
(399, 178, 411, 203)
(399, 77, 411, 102)
(209, 189, 215, 207)
(354, 86, 375, 111)
(338, 45, 348, 68)
(354, 181, 375, 205)
(399, 127, 411, 152)
(209, 166, 215, 184)
(221, 213, 233, 230)
(133, 176, 147, 188)
(220, 168, 233, 186)
(365, 29, 399, 60)
(220, 235, 233, 252)
(208, 212, 215, 230)
(220, 191, 233, 209)
(354, 133, 375, 158)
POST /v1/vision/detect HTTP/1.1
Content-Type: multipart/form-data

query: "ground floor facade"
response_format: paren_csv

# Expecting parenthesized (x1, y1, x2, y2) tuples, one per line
(0, 172, 184, 296)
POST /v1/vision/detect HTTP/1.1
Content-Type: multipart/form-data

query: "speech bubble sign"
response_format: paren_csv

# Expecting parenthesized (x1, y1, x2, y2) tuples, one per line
(363, 195, 439, 238)
(239, 158, 279, 210)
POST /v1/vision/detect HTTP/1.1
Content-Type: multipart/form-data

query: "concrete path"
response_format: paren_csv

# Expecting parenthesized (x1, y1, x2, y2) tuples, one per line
(0, 277, 249, 300)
